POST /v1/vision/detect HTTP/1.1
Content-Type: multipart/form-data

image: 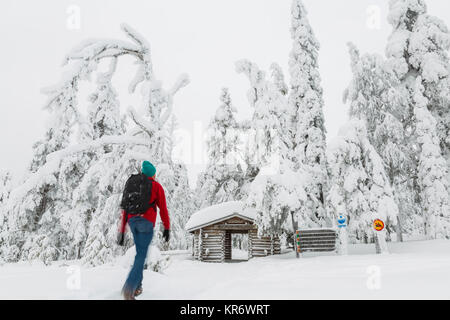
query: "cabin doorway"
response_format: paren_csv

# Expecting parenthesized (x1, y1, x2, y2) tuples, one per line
(225, 231, 249, 262)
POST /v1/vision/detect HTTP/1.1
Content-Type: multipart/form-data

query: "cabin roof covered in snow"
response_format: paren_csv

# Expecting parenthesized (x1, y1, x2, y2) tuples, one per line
(185, 201, 256, 232)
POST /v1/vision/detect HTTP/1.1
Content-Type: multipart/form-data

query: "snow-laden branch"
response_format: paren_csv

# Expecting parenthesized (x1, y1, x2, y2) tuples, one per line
(63, 39, 142, 65)
(62, 24, 154, 90)
(41, 61, 83, 109)
(98, 58, 118, 84)
(127, 106, 158, 138)
(235, 59, 267, 108)
(121, 23, 151, 50)
(46, 135, 149, 163)
(169, 73, 190, 96)
(129, 62, 145, 94)
(8, 135, 150, 204)
(160, 74, 190, 126)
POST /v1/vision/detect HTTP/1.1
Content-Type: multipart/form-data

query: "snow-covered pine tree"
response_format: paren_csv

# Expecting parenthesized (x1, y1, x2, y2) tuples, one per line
(288, 0, 328, 226)
(65, 58, 126, 260)
(236, 59, 311, 238)
(143, 114, 195, 250)
(327, 120, 398, 253)
(413, 78, 450, 239)
(3, 62, 91, 263)
(0, 170, 11, 208)
(385, 0, 450, 236)
(196, 88, 244, 208)
(247, 164, 309, 237)
(4, 24, 189, 266)
(84, 58, 124, 143)
(236, 60, 295, 173)
(270, 63, 288, 96)
(344, 43, 417, 240)
(235, 60, 276, 172)
(157, 162, 194, 250)
(386, 0, 450, 159)
(29, 76, 80, 173)
(0, 170, 12, 262)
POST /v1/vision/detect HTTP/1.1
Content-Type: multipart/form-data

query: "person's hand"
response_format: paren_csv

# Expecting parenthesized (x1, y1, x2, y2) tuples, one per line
(163, 229, 170, 242)
(117, 232, 125, 246)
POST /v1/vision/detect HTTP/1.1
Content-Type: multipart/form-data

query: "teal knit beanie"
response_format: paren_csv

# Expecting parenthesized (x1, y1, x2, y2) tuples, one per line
(142, 161, 156, 177)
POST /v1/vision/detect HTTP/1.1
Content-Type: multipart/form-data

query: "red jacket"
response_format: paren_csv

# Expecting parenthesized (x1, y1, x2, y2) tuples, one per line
(119, 177, 170, 233)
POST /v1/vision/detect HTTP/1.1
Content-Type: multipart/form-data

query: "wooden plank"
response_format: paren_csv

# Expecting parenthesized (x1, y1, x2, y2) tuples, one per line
(202, 239, 224, 243)
(202, 252, 225, 256)
(299, 245, 336, 250)
(299, 236, 336, 240)
(202, 245, 224, 249)
(201, 235, 224, 238)
(299, 235, 336, 240)
(299, 244, 336, 248)
(201, 234, 225, 237)
(299, 233, 336, 237)
(298, 241, 336, 246)
(202, 254, 225, 258)
(299, 240, 336, 245)
(201, 240, 224, 244)
(299, 229, 336, 233)
(215, 224, 255, 231)
(299, 230, 336, 235)
(202, 244, 224, 248)
(298, 236, 336, 241)
(300, 233, 337, 238)
(202, 248, 224, 252)
(300, 248, 336, 252)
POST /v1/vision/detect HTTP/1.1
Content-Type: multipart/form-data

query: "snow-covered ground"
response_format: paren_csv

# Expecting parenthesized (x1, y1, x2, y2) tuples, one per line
(1, 240, 449, 300)
(231, 249, 249, 261)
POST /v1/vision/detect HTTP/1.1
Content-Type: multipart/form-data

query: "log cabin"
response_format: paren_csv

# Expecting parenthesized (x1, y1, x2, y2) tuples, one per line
(185, 201, 281, 263)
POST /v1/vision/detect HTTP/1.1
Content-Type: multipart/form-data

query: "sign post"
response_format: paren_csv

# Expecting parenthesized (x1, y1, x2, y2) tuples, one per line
(337, 215, 348, 255)
(295, 230, 301, 258)
(373, 218, 386, 254)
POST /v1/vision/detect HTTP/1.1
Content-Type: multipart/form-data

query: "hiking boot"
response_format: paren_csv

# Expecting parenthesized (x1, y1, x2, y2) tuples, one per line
(122, 289, 135, 300)
(135, 286, 143, 297)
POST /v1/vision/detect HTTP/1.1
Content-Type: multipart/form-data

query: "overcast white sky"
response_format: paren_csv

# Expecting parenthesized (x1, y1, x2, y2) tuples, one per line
(1, 0, 449, 186)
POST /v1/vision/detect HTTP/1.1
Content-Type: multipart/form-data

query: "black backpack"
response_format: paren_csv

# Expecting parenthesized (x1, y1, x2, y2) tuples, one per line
(120, 173, 156, 215)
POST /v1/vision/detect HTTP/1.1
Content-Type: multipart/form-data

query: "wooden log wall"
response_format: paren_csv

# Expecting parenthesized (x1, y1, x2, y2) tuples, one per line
(193, 230, 201, 260)
(199, 226, 225, 263)
(248, 229, 281, 257)
(224, 231, 231, 261)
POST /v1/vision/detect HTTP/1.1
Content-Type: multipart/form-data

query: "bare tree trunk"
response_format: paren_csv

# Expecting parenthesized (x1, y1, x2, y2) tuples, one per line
(291, 212, 299, 258)
(396, 215, 404, 242)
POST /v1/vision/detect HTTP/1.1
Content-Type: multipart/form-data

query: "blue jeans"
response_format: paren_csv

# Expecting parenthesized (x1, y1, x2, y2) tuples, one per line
(122, 216, 154, 296)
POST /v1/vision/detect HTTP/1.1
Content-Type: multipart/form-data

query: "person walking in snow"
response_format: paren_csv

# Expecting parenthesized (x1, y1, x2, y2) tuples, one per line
(118, 161, 170, 300)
